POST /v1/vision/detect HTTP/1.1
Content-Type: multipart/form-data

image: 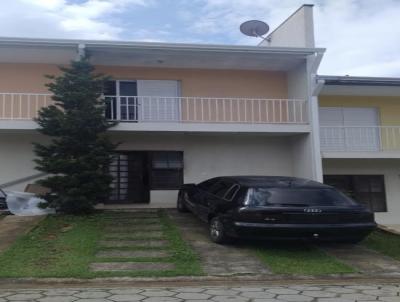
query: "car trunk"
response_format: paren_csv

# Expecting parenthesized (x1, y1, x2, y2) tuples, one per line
(237, 206, 373, 224)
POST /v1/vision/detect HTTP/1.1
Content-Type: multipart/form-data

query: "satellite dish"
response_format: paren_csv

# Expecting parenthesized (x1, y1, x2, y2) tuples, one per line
(240, 20, 269, 38)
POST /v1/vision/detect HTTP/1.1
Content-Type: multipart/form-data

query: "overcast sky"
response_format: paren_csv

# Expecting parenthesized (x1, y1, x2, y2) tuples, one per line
(1, 0, 399, 76)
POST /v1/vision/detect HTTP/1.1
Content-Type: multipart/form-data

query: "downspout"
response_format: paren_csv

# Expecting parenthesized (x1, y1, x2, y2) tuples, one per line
(76, 43, 86, 60)
(306, 51, 325, 182)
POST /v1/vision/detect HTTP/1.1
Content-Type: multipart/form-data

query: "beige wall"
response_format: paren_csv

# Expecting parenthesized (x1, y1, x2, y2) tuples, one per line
(0, 63, 288, 121)
(96, 65, 288, 98)
(0, 63, 61, 93)
(0, 63, 288, 98)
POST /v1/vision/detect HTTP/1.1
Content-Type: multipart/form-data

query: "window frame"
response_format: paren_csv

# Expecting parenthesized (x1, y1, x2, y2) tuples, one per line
(223, 184, 241, 201)
(104, 80, 138, 121)
(149, 151, 184, 190)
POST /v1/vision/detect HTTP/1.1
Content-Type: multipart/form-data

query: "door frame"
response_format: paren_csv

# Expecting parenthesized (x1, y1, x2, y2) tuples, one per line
(108, 151, 150, 204)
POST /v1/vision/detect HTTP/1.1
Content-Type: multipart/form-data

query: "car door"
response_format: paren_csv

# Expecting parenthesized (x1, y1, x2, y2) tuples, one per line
(0, 189, 7, 210)
(187, 178, 217, 216)
(198, 180, 234, 222)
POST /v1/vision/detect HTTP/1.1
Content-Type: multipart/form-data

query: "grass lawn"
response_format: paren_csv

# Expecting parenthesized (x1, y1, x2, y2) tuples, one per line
(362, 229, 400, 261)
(0, 210, 202, 278)
(249, 243, 355, 275)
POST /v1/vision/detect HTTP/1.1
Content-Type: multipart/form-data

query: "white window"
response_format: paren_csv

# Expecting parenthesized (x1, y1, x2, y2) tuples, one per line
(137, 80, 180, 121)
(104, 80, 180, 122)
(319, 107, 380, 151)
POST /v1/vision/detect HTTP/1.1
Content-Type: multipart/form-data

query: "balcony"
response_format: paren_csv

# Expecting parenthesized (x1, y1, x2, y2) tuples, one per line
(320, 126, 400, 158)
(0, 93, 310, 133)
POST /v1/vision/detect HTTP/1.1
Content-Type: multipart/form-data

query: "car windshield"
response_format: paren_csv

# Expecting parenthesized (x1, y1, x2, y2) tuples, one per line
(246, 187, 358, 207)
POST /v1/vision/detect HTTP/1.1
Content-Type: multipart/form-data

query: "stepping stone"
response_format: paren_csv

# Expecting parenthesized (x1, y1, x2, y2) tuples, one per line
(104, 212, 159, 217)
(96, 250, 170, 258)
(103, 231, 164, 239)
(106, 219, 161, 225)
(104, 216, 160, 221)
(90, 262, 175, 272)
(105, 225, 163, 232)
(99, 240, 168, 248)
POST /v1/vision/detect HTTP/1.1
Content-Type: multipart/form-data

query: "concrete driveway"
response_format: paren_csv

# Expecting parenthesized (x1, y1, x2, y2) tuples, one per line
(167, 210, 400, 278)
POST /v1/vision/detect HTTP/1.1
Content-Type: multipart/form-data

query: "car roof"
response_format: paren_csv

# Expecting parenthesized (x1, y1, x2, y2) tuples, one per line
(216, 176, 331, 189)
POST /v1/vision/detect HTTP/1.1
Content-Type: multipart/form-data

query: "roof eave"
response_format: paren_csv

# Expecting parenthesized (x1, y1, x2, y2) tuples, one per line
(0, 37, 325, 57)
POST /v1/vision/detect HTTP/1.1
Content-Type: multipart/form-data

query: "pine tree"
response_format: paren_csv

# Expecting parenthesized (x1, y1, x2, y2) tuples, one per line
(33, 56, 117, 214)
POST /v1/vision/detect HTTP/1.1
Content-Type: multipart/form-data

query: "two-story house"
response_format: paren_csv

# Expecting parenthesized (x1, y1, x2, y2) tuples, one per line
(318, 75, 400, 225)
(0, 5, 398, 225)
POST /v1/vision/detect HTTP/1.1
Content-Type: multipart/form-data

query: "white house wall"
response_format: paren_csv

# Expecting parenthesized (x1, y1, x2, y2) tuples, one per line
(0, 133, 49, 191)
(1, 132, 298, 203)
(287, 61, 321, 180)
(115, 133, 296, 203)
(323, 158, 400, 224)
(260, 5, 315, 48)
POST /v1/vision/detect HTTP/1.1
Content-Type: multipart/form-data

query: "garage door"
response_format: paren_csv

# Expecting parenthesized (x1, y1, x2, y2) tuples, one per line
(319, 107, 380, 151)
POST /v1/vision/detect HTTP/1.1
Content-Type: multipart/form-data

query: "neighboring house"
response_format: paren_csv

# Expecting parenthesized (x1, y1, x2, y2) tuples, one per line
(318, 76, 400, 224)
(0, 5, 398, 225)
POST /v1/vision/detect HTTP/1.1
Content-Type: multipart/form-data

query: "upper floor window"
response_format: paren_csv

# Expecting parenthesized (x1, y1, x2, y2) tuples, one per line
(104, 80, 180, 122)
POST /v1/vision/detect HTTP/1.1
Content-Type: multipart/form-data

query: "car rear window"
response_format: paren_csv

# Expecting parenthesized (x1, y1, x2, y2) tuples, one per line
(247, 187, 358, 207)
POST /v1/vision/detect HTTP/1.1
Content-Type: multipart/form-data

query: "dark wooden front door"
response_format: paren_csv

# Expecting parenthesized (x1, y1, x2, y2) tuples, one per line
(109, 152, 150, 203)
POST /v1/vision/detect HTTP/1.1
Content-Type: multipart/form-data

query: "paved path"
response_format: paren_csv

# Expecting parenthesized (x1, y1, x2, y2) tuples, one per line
(0, 215, 45, 253)
(166, 210, 271, 276)
(0, 284, 399, 302)
(321, 244, 400, 276)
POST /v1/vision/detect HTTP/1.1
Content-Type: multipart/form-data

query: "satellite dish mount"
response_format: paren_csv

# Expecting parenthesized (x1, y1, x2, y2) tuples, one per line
(240, 20, 270, 42)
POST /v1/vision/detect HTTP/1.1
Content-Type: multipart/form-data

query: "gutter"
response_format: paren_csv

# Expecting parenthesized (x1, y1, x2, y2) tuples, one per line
(0, 37, 325, 56)
(318, 75, 400, 87)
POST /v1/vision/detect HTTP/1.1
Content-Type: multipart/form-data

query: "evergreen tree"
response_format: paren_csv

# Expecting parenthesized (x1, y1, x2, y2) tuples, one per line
(34, 56, 117, 214)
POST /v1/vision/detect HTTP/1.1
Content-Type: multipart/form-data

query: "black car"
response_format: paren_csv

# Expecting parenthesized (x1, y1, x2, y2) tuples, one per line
(0, 189, 7, 213)
(177, 176, 376, 244)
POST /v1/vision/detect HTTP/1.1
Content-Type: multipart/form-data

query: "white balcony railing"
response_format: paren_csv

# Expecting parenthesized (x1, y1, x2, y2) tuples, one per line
(105, 96, 308, 124)
(320, 126, 400, 152)
(0, 93, 308, 124)
(0, 93, 53, 120)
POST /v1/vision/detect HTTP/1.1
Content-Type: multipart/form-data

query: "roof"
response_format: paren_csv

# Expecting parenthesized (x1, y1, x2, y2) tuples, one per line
(318, 75, 400, 87)
(220, 176, 329, 188)
(0, 37, 325, 71)
(0, 37, 325, 54)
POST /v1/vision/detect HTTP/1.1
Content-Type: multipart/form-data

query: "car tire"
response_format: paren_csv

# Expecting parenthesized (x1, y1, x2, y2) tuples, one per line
(209, 217, 230, 244)
(177, 192, 189, 213)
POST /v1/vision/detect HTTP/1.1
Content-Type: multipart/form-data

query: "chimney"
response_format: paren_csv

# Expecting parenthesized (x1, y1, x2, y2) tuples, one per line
(260, 4, 315, 48)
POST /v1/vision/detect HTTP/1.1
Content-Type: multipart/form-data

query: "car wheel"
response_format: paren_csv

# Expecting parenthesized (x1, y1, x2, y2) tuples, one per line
(209, 217, 229, 244)
(177, 192, 189, 213)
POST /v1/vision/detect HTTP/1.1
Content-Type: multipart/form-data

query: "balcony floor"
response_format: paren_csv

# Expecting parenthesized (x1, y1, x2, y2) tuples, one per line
(0, 120, 311, 134)
(322, 151, 400, 159)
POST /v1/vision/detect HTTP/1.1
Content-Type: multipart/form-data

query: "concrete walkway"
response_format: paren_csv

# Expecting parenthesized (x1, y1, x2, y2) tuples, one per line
(0, 215, 45, 253)
(166, 210, 271, 276)
(321, 244, 400, 277)
(0, 284, 399, 302)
